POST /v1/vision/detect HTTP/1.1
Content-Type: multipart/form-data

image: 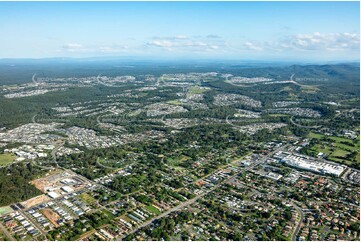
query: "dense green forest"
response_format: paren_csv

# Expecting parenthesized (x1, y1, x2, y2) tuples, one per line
(0, 163, 45, 206)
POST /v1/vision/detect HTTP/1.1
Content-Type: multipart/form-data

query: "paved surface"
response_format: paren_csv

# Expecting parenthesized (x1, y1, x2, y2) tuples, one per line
(20, 210, 46, 239)
(32, 74, 37, 84)
(32, 114, 37, 123)
(290, 116, 321, 129)
(118, 145, 288, 240)
(291, 201, 304, 241)
(0, 221, 15, 241)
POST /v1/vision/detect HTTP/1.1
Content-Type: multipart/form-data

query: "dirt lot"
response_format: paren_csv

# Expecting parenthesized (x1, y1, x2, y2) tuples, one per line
(21, 195, 50, 209)
(30, 169, 65, 192)
(41, 208, 60, 227)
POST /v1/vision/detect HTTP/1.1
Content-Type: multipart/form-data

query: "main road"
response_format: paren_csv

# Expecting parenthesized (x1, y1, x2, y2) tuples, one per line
(117, 144, 288, 240)
(290, 116, 321, 129)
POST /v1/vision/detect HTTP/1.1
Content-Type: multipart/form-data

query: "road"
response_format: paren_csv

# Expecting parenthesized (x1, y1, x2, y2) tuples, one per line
(291, 201, 304, 241)
(225, 115, 244, 128)
(96, 113, 127, 135)
(290, 73, 295, 82)
(117, 144, 288, 240)
(117, 171, 243, 240)
(32, 114, 37, 124)
(32, 74, 37, 84)
(97, 74, 103, 85)
(51, 142, 64, 161)
(95, 157, 135, 171)
(334, 108, 359, 118)
(314, 199, 359, 208)
(31, 141, 64, 170)
(0, 222, 15, 241)
(290, 116, 321, 129)
(20, 210, 47, 239)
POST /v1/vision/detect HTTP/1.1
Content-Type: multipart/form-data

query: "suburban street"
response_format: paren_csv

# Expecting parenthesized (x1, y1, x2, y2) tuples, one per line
(118, 144, 288, 240)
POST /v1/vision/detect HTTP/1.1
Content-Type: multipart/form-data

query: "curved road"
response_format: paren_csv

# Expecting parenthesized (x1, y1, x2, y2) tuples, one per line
(290, 116, 322, 129)
(290, 73, 295, 82)
(96, 112, 128, 135)
(291, 201, 304, 241)
(225, 115, 245, 128)
(32, 73, 37, 84)
(32, 114, 37, 123)
(97, 74, 103, 85)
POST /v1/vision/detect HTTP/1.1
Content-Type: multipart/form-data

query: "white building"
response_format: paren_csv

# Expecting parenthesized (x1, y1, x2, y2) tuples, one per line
(47, 192, 60, 199)
(279, 152, 346, 177)
(61, 186, 74, 193)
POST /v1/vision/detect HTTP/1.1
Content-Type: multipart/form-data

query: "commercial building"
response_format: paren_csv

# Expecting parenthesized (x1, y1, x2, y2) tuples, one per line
(275, 152, 346, 177)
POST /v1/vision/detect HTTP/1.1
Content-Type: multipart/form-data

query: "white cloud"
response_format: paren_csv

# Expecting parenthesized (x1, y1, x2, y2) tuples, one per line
(60, 43, 129, 54)
(147, 35, 225, 53)
(206, 34, 221, 39)
(58, 32, 358, 57)
(63, 43, 82, 48)
(61, 43, 89, 52)
(99, 45, 129, 53)
(289, 32, 359, 51)
(244, 41, 263, 51)
(242, 32, 360, 52)
(175, 35, 188, 39)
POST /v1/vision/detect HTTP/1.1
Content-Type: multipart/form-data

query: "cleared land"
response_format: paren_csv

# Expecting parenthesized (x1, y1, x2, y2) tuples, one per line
(21, 195, 50, 209)
(79, 193, 97, 205)
(188, 86, 207, 94)
(30, 169, 64, 192)
(0, 153, 16, 166)
(41, 208, 60, 227)
(166, 100, 183, 106)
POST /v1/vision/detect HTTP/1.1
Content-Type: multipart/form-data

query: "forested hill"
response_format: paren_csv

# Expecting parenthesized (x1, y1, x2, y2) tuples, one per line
(0, 60, 359, 85)
(226, 63, 360, 83)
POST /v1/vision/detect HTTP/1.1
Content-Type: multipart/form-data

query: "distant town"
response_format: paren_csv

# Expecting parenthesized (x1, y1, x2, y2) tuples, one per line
(0, 64, 359, 241)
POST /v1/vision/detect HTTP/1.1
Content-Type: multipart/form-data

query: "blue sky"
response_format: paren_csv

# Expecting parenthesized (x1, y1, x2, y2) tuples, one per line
(0, 1, 359, 61)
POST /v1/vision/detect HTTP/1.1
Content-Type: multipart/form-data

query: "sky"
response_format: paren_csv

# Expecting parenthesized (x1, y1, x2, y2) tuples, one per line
(0, 1, 359, 61)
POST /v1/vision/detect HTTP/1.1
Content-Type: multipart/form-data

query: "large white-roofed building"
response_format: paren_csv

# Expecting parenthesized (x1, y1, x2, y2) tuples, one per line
(278, 152, 346, 177)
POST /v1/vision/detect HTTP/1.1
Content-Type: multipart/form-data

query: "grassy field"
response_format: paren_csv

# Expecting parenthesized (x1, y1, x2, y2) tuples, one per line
(281, 86, 294, 92)
(307, 132, 360, 166)
(300, 85, 320, 93)
(308, 132, 324, 139)
(78, 193, 97, 205)
(166, 100, 183, 106)
(189, 86, 208, 94)
(145, 205, 161, 215)
(0, 153, 16, 166)
(0, 230, 9, 241)
(267, 114, 290, 117)
(167, 155, 190, 168)
(0, 206, 13, 215)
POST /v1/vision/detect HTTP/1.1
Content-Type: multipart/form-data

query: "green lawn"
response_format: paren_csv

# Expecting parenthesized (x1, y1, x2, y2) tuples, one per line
(268, 114, 290, 117)
(166, 100, 183, 106)
(78, 193, 97, 205)
(167, 155, 190, 164)
(308, 132, 324, 139)
(312, 144, 332, 155)
(0, 153, 16, 166)
(145, 205, 161, 215)
(300, 85, 319, 93)
(307, 132, 360, 166)
(0, 206, 13, 215)
(189, 86, 207, 94)
(330, 149, 349, 157)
